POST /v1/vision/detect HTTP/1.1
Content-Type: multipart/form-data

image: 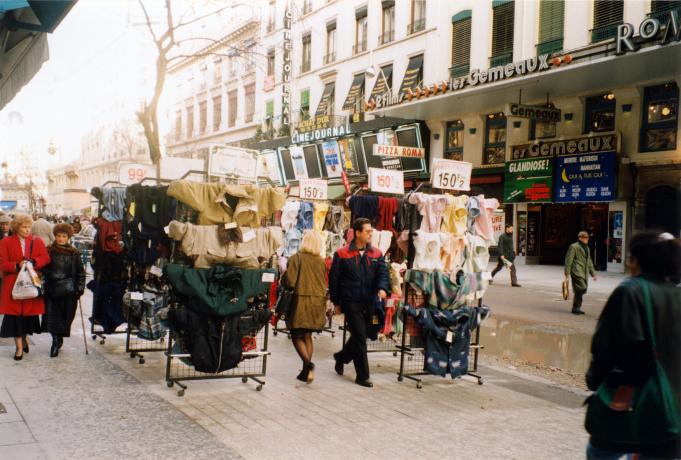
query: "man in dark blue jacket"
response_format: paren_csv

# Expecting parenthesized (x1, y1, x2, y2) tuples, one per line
(329, 218, 390, 387)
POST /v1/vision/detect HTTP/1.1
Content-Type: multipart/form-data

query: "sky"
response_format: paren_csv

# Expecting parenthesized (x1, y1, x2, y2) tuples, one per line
(0, 0, 160, 172)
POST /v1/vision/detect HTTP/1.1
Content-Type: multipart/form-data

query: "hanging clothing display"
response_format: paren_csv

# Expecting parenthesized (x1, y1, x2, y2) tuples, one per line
(280, 200, 301, 230)
(396, 192, 423, 233)
(322, 205, 345, 233)
(348, 195, 379, 223)
(474, 196, 500, 242)
(296, 201, 314, 230)
(408, 192, 450, 233)
(441, 195, 469, 237)
(376, 197, 398, 232)
(91, 186, 127, 222)
(312, 202, 329, 232)
(94, 218, 124, 254)
(412, 231, 450, 272)
(370, 230, 394, 256)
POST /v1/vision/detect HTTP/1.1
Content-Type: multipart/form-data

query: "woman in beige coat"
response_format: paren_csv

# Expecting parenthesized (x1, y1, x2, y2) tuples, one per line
(285, 230, 327, 383)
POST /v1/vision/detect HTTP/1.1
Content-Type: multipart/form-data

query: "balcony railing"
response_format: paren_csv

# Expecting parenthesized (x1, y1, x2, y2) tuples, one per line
(353, 40, 367, 54)
(489, 52, 513, 67)
(300, 61, 311, 73)
(408, 18, 426, 34)
(323, 52, 336, 64)
(590, 23, 620, 43)
(449, 63, 469, 78)
(536, 38, 563, 55)
(379, 29, 395, 45)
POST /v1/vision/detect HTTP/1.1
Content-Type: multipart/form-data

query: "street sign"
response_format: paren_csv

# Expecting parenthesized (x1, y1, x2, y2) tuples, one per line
(368, 167, 404, 195)
(430, 159, 472, 191)
(299, 178, 328, 200)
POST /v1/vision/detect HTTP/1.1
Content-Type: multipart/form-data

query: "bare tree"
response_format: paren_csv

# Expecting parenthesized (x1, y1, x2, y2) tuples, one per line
(137, 0, 266, 176)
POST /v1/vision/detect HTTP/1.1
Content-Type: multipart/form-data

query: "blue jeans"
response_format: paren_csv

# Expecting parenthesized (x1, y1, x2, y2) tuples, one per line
(586, 443, 638, 460)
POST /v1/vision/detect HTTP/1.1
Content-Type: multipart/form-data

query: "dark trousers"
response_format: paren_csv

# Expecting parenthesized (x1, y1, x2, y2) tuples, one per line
(490, 259, 518, 285)
(337, 303, 370, 381)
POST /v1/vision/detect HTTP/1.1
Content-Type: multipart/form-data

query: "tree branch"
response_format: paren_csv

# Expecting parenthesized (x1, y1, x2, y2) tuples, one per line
(173, 5, 233, 30)
(137, 0, 159, 45)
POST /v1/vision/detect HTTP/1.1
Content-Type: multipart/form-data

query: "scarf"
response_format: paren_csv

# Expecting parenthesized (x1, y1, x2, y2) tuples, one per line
(49, 243, 77, 255)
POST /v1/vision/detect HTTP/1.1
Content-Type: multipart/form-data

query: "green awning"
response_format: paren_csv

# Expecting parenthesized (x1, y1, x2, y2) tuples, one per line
(492, 0, 513, 8)
(452, 9, 472, 22)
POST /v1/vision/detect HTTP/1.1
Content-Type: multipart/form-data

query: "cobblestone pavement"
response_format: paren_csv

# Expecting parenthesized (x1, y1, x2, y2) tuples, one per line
(0, 288, 592, 459)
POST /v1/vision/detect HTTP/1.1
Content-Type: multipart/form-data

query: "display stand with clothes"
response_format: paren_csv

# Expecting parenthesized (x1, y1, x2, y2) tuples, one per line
(395, 183, 495, 388)
(163, 178, 281, 395)
(271, 196, 340, 339)
(122, 178, 176, 364)
(88, 181, 128, 345)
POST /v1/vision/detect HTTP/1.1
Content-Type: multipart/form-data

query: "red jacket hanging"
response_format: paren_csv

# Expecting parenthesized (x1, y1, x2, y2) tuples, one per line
(95, 217, 124, 253)
(0, 234, 50, 316)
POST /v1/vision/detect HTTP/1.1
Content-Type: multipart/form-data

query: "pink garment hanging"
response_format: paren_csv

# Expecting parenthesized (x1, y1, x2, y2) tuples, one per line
(474, 195, 499, 242)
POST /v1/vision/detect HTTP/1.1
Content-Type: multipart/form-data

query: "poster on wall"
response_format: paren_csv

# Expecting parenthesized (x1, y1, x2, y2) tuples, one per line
(208, 147, 258, 181)
(257, 151, 282, 184)
(504, 158, 553, 202)
(338, 138, 361, 175)
(554, 151, 616, 203)
(491, 211, 505, 244)
(290, 146, 308, 180)
(321, 140, 343, 178)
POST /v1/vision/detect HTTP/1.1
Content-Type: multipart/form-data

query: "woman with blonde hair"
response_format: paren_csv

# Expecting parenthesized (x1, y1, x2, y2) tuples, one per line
(285, 230, 327, 383)
(0, 213, 50, 360)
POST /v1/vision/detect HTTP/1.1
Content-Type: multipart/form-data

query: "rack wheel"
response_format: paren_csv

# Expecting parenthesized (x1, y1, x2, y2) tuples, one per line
(139, 358, 145, 364)
(177, 389, 185, 397)
(331, 333, 335, 338)
(398, 375, 404, 382)
(416, 382, 423, 389)
(166, 381, 174, 388)
(393, 351, 397, 357)
(99, 339, 105, 345)
(256, 384, 263, 391)
(272, 331, 278, 336)
(91, 335, 96, 340)
(478, 378, 484, 386)
(130, 352, 136, 358)
(241, 377, 248, 383)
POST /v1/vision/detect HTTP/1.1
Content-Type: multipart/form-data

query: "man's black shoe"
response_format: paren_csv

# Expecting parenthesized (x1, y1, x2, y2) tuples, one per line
(355, 379, 373, 388)
(333, 353, 344, 375)
(512, 284, 522, 287)
(571, 309, 585, 315)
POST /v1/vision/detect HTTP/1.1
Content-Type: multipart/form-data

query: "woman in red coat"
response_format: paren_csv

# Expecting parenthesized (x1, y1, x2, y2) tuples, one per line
(0, 213, 50, 360)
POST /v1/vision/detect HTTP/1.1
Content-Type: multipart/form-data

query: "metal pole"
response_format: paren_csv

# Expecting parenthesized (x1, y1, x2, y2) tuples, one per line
(78, 298, 89, 355)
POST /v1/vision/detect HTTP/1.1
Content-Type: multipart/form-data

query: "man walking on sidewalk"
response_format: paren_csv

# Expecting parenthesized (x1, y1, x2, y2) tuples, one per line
(564, 230, 597, 315)
(329, 218, 390, 388)
(491, 224, 521, 287)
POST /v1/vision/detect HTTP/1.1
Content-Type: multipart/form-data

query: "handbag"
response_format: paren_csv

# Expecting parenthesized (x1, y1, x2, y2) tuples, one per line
(584, 277, 680, 446)
(274, 254, 299, 321)
(562, 279, 570, 300)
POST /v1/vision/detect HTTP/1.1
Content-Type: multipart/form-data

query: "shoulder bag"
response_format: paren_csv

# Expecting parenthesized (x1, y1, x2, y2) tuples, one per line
(274, 254, 299, 321)
(584, 277, 680, 446)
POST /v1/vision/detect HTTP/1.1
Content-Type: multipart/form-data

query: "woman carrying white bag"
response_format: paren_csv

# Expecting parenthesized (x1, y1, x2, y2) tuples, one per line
(0, 214, 50, 361)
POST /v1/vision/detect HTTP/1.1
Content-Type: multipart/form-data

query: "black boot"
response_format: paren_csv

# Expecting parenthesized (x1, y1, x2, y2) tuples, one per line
(50, 336, 59, 358)
(296, 362, 310, 382)
(58, 335, 64, 349)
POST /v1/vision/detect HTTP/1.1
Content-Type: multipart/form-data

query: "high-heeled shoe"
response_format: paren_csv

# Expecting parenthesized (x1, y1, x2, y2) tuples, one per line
(13, 349, 23, 361)
(306, 362, 315, 384)
(22, 337, 29, 354)
(296, 363, 309, 382)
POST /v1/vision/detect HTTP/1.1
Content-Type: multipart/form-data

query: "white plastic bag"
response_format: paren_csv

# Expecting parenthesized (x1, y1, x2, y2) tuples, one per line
(12, 263, 40, 300)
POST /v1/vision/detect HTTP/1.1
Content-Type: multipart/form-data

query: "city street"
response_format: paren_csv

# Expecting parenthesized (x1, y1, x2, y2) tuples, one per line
(0, 263, 616, 460)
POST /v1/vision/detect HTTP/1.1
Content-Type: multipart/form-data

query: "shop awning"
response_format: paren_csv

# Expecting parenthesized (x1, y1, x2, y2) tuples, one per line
(315, 82, 335, 117)
(342, 73, 365, 111)
(368, 65, 393, 102)
(0, 0, 76, 111)
(397, 54, 423, 97)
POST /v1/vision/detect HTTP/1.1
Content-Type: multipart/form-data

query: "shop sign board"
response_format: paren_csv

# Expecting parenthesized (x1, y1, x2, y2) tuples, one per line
(616, 10, 681, 55)
(299, 178, 328, 200)
(505, 103, 561, 122)
(372, 144, 425, 158)
(321, 140, 343, 178)
(368, 167, 404, 195)
(504, 158, 553, 203)
(511, 133, 618, 160)
(554, 151, 616, 203)
(119, 163, 156, 185)
(291, 115, 351, 144)
(208, 146, 258, 181)
(281, 7, 292, 125)
(263, 75, 275, 92)
(430, 159, 472, 191)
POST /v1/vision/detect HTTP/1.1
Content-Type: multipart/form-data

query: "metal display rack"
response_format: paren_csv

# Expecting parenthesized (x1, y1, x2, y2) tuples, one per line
(272, 315, 335, 338)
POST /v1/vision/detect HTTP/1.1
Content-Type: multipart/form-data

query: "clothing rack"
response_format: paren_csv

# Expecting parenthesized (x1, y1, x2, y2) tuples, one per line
(272, 315, 336, 339)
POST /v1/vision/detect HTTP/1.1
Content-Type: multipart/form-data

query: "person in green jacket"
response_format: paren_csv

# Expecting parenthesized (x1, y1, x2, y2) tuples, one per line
(491, 224, 521, 287)
(564, 230, 597, 315)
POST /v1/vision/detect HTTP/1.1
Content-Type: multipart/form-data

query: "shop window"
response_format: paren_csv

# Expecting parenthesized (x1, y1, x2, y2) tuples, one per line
(300, 88, 310, 121)
(584, 92, 616, 133)
(591, 0, 623, 43)
(395, 126, 424, 172)
(537, 0, 564, 55)
(212, 96, 222, 131)
(362, 134, 382, 169)
(640, 82, 678, 152)
(445, 120, 464, 160)
(530, 114, 556, 140)
(354, 7, 368, 54)
(450, 11, 472, 78)
(484, 112, 507, 165)
(491, 0, 514, 67)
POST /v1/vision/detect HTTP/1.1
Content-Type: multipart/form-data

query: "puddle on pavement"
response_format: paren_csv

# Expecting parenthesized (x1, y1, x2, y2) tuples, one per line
(479, 316, 592, 374)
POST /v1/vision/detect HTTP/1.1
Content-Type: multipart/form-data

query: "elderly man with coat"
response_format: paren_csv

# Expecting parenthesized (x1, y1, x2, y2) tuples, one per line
(564, 230, 597, 315)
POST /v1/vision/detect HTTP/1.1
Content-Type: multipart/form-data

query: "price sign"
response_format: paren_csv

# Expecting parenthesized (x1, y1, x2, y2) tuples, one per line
(430, 159, 472, 191)
(299, 179, 328, 200)
(119, 163, 156, 185)
(368, 167, 404, 195)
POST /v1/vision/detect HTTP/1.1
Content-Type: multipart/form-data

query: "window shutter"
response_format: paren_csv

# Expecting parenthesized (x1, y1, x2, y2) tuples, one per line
(538, 0, 564, 43)
(492, 1, 514, 60)
(593, 0, 623, 29)
(651, 0, 678, 13)
(451, 13, 471, 72)
(266, 100, 274, 117)
(300, 89, 310, 107)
